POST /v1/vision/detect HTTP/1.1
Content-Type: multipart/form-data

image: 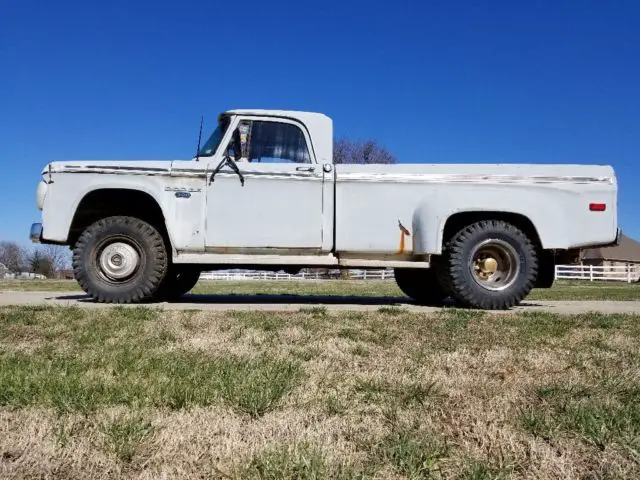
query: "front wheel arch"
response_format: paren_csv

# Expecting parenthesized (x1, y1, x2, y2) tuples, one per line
(68, 188, 170, 249)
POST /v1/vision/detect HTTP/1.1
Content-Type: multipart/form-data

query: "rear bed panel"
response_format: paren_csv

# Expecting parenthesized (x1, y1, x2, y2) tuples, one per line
(334, 164, 618, 255)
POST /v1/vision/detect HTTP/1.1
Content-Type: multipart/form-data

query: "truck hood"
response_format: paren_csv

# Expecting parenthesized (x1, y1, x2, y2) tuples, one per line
(43, 160, 175, 175)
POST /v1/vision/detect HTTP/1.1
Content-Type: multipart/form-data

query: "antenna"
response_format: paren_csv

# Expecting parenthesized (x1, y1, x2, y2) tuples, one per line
(195, 115, 203, 161)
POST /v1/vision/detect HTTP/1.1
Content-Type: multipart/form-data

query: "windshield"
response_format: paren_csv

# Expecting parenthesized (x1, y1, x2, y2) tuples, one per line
(196, 115, 230, 157)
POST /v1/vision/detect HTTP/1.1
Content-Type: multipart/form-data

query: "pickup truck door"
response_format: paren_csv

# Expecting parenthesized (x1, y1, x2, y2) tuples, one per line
(204, 116, 326, 252)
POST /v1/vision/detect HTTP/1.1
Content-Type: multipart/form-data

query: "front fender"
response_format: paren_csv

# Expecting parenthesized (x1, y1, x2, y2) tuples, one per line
(41, 173, 174, 246)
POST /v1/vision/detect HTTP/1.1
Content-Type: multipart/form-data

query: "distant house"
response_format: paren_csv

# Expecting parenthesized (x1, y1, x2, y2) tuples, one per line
(580, 234, 640, 265)
(579, 233, 640, 281)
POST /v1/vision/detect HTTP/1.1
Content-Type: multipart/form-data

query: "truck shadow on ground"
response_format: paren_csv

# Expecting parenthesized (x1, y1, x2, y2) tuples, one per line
(50, 293, 545, 309)
(53, 293, 410, 306)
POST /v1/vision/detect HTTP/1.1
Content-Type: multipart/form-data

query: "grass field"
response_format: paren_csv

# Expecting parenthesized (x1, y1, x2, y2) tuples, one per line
(0, 278, 639, 301)
(1, 305, 640, 478)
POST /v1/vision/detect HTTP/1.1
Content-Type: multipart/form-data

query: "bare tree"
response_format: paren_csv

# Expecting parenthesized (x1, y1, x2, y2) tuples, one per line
(0, 241, 28, 273)
(309, 138, 397, 279)
(333, 138, 397, 164)
(28, 249, 55, 278)
(41, 244, 72, 275)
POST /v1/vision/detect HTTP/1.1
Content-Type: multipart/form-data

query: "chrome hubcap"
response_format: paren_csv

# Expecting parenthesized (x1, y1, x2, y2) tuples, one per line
(99, 242, 140, 280)
(470, 239, 520, 291)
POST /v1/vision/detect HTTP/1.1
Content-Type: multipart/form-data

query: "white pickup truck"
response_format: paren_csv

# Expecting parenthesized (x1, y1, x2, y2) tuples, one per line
(30, 109, 620, 309)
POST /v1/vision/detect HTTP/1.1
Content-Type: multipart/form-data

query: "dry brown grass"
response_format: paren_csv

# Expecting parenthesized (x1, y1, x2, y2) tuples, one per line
(1, 306, 639, 479)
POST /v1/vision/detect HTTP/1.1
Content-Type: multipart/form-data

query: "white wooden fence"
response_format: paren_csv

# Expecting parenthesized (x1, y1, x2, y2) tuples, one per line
(1, 255, 635, 282)
(199, 269, 394, 281)
(6, 265, 636, 284)
(200, 264, 640, 283)
(554, 264, 640, 283)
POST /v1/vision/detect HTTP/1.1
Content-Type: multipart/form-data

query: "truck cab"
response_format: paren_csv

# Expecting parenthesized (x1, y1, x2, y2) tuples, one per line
(192, 110, 335, 255)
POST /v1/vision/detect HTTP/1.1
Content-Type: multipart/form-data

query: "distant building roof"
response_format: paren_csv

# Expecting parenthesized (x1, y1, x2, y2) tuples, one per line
(581, 234, 640, 263)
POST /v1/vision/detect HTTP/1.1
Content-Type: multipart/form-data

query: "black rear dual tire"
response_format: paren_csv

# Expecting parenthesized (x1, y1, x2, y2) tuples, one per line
(393, 267, 448, 306)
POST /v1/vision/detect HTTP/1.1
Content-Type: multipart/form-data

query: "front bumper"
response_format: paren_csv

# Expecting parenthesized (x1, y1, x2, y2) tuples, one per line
(30, 223, 43, 243)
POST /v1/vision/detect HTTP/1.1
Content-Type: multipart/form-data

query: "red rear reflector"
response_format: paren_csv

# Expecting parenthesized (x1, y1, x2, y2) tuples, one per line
(589, 203, 606, 211)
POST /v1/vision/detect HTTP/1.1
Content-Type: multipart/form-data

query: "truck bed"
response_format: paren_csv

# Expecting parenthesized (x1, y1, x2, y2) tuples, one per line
(333, 163, 617, 256)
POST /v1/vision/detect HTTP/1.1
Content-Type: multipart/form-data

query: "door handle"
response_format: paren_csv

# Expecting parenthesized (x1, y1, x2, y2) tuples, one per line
(296, 166, 315, 172)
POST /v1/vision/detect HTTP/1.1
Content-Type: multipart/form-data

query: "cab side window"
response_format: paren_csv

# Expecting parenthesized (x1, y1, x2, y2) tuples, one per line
(248, 121, 312, 164)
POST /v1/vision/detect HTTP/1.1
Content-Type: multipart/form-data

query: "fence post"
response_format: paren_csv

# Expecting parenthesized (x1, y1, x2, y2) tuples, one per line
(590, 265, 593, 282)
(628, 263, 632, 283)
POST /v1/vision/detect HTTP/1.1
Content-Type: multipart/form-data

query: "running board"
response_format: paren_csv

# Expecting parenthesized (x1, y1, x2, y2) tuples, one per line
(173, 252, 431, 269)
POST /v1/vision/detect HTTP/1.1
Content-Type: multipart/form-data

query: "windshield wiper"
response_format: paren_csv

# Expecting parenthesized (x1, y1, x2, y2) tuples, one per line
(209, 154, 245, 186)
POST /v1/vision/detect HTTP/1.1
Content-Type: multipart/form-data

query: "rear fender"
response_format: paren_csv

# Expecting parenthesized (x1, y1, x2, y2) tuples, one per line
(410, 185, 569, 255)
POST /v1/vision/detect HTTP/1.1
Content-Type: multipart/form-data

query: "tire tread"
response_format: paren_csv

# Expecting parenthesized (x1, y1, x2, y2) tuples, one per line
(439, 220, 538, 310)
(72, 216, 168, 303)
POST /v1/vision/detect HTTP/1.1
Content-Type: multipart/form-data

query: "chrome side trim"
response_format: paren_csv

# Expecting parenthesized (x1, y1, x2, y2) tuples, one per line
(214, 170, 322, 181)
(50, 166, 613, 184)
(54, 167, 172, 176)
(62, 165, 170, 173)
(51, 166, 321, 180)
(170, 168, 208, 178)
(337, 173, 614, 185)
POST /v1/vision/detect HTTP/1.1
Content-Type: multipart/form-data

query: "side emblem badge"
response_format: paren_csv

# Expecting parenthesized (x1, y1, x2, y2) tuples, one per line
(175, 191, 191, 199)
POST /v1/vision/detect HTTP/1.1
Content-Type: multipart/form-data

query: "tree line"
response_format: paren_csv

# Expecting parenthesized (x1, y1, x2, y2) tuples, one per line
(333, 137, 396, 164)
(0, 241, 71, 278)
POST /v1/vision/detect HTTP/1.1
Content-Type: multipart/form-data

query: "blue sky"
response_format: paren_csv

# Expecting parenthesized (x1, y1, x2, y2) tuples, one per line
(1, 0, 638, 245)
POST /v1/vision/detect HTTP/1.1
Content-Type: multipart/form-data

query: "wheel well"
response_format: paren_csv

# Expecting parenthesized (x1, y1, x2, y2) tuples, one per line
(68, 189, 169, 247)
(441, 211, 556, 288)
(442, 211, 542, 249)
